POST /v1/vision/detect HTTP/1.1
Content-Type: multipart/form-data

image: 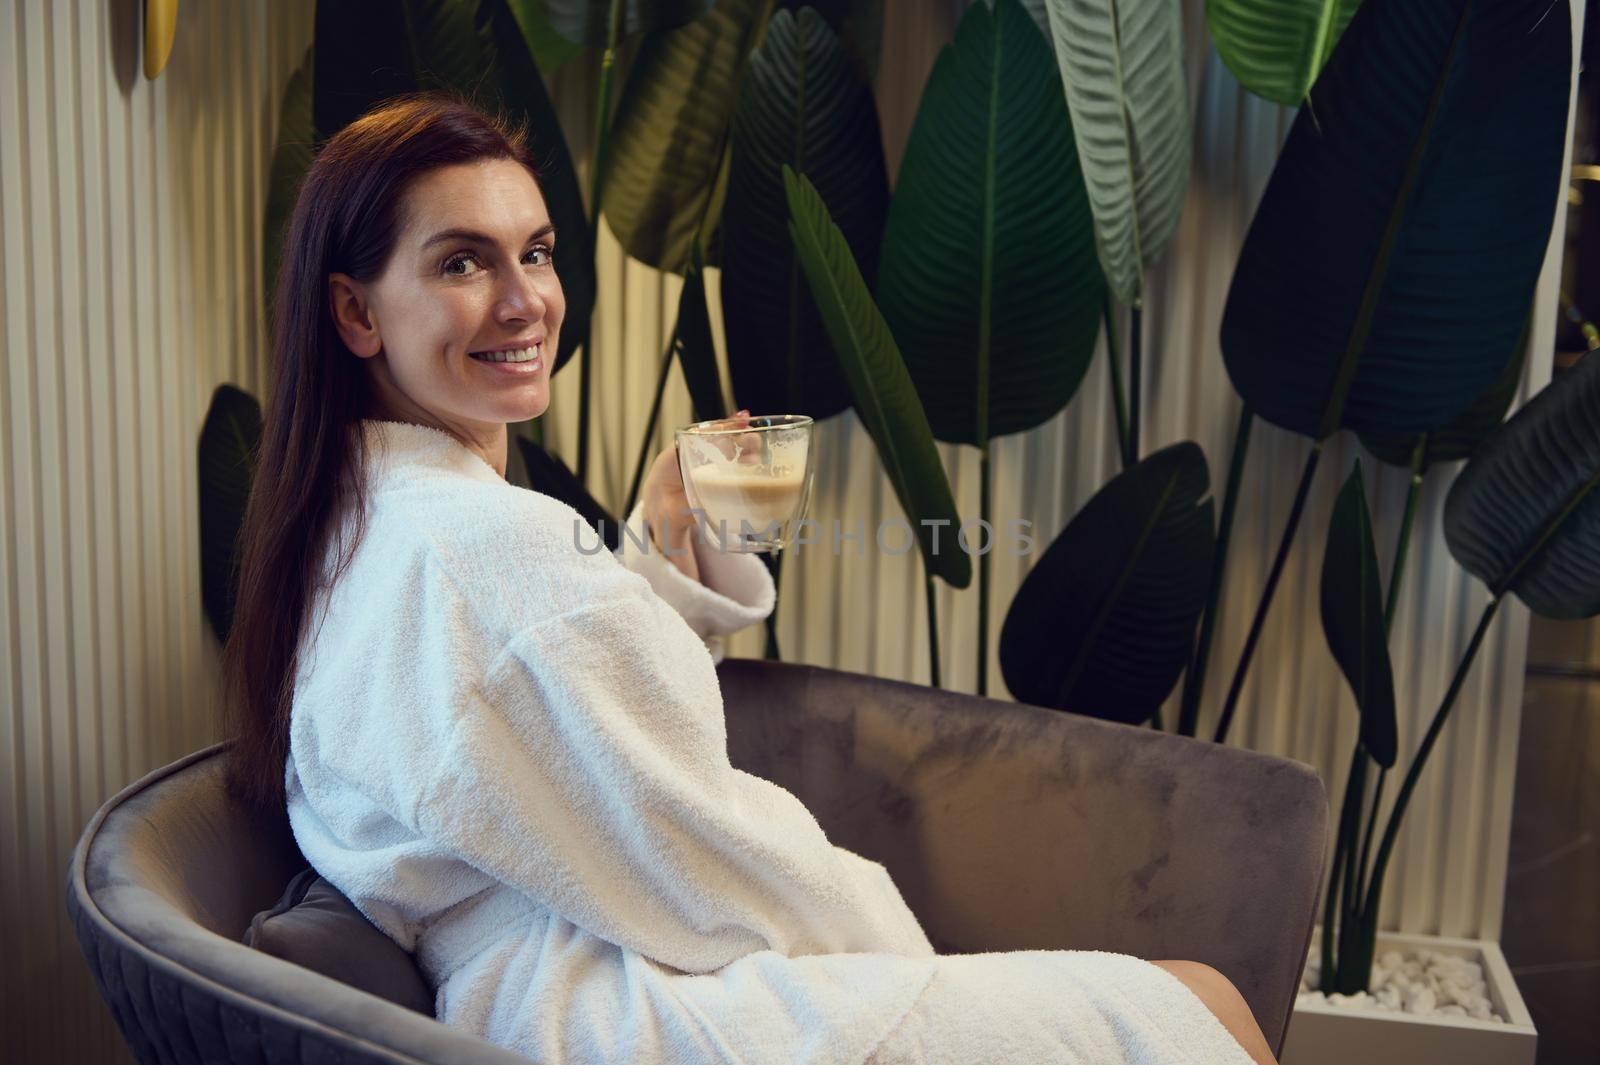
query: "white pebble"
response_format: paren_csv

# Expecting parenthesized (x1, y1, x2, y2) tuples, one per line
(1299, 943, 1506, 1023)
(1404, 986, 1437, 1014)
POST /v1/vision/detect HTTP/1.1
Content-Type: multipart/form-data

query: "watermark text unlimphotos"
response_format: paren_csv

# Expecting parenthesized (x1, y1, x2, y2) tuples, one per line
(575, 511, 1036, 558)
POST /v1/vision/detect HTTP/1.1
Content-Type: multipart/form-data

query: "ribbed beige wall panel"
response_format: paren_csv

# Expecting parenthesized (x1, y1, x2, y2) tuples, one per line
(0, 0, 1581, 1060)
(0, 0, 315, 1060)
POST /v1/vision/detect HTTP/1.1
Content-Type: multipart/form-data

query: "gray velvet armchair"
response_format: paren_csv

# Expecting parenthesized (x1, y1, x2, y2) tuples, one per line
(69, 658, 1327, 1063)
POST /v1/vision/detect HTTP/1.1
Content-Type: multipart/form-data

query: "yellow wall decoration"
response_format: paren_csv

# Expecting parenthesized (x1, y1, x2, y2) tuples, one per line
(144, 0, 178, 79)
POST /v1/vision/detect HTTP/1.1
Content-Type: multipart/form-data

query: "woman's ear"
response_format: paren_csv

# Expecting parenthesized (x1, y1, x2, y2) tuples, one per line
(328, 273, 383, 358)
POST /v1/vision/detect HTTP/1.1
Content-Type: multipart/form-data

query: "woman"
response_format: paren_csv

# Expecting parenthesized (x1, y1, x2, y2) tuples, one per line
(222, 93, 1276, 1064)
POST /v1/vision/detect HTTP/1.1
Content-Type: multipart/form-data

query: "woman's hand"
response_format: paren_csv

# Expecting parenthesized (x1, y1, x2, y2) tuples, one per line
(641, 409, 755, 582)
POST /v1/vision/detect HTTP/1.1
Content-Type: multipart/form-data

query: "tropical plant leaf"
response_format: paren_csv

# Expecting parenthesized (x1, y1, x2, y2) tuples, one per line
(723, 7, 889, 419)
(779, 0, 884, 82)
(1043, 0, 1190, 304)
(1320, 461, 1398, 766)
(999, 442, 1214, 724)
(543, 0, 714, 47)
(877, 0, 1104, 446)
(1444, 353, 1600, 620)
(403, 0, 499, 96)
(1220, 0, 1570, 442)
(199, 385, 264, 645)
(264, 46, 315, 315)
(313, 0, 418, 138)
(514, 435, 622, 550)
(675, 242, 727, 422)
(1359, 314, 1530, 470)
(1206, 0, 1362, 106)
(601, 0, 770, 274)
(1014, 0, 1048, 37)
(505, 0, 586, 71)
(784, 165, 971, 587)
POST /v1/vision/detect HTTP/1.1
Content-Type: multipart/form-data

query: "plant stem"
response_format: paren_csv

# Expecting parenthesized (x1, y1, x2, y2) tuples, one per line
(1102, 297, 1131, 469)
(1339, 750, 1369, 930)
(1354, 436, 1425, 904)
(977, 440, 992, 695)
(763, 550, 784, 660)
(1362, 597, 1502, 922)
(1213, 440, 1324, 743)
(1384, 437, 1427, 632)
(1320, 742, 1366, 992)
(1178, 405, 1253, 736)
(578, 0, 627, 486)
(1129, 303, 1142, 465)
(625, 338, 677, 519)
(925, 569, 942, 689)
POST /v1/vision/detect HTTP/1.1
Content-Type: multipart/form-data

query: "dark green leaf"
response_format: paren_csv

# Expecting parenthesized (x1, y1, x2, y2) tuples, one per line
(778, 0, 884, 83)
(1445, 353, 1600, 619)
(198, 385, 263, 645)
(602, 0, 769, 274)
(264, 46, 314, 316)
(784, 165, 970, 587)
(675, 242, 726, 422)
(1320, 461, 1398, 766)
(1359, 314, 1530, 470)
(999, 442, 1214, 724)
(723, 7, 889, 419)
(543, 0, 713, 47)
(314, 0, 418, 137)
(505, 0, 586, 71)
(1220, 0, 1570, 442)
(514, 435, 621, 550)
(877, 0, 1104, 446)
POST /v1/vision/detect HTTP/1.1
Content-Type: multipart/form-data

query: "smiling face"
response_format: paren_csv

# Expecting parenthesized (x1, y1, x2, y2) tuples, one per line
(327, 158, 564, 473)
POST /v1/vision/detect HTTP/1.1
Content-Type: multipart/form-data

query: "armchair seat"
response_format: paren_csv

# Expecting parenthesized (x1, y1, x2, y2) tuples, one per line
(69, 658, 1326, 1063)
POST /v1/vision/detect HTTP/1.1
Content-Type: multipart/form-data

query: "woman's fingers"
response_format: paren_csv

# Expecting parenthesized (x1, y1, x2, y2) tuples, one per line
(703, 409, 764, 464)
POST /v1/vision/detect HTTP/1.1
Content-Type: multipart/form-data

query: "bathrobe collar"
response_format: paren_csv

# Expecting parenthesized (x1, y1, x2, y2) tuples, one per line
(359, 418, 508, 488)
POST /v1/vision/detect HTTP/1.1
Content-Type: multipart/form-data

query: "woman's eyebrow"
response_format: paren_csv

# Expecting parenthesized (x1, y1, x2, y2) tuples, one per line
(419, 222, 557, 250)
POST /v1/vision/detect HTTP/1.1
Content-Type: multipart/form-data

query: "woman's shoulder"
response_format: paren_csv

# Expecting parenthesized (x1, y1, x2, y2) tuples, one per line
(376, 477, 644, 632)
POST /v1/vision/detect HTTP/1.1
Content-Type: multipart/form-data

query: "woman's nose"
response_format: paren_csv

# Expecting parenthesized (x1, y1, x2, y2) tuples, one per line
(495, 270, 549, 324)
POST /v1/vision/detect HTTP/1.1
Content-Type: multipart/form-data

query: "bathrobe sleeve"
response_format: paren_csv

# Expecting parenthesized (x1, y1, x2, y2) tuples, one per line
(612, 499, 774, 663)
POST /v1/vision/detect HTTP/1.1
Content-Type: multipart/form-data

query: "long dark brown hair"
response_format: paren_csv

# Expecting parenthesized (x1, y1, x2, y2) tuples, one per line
(222, 93, 544, 812)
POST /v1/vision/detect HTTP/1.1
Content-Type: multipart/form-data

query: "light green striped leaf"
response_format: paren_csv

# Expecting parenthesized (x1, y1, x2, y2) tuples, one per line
(1207, 0, 1362, 106)
(1044, 0, 1190, 303)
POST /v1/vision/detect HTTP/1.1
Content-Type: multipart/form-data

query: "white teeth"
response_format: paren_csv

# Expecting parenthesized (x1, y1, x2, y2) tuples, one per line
(471, 344, 541, 363)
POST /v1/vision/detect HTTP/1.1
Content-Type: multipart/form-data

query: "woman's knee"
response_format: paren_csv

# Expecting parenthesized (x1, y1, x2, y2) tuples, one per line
(1148, 960, 1276, 1065)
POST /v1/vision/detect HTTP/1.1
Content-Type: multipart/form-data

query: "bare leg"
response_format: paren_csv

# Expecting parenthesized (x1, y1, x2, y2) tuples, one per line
(1148, 960, 1277, 1065)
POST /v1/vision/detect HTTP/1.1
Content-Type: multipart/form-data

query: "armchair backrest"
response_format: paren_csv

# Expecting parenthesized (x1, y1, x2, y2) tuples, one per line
(67, 746, 529, 1064)
(718, 658, 1328, 1056)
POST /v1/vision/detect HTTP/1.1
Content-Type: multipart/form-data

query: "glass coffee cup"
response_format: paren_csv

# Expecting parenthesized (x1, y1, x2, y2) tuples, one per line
(674, 414, 816, 553)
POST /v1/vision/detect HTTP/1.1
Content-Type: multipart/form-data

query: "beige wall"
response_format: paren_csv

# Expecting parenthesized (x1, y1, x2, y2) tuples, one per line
(0, 0, 1579, 1060)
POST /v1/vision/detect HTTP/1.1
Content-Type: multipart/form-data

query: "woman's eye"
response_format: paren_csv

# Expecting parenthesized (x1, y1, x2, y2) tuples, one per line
(442, 252, 483, 277)
(444, 241, 556, 271)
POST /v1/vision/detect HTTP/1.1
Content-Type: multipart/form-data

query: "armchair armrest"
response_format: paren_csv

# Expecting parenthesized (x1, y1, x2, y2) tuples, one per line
(717, 658, 1328, 1055)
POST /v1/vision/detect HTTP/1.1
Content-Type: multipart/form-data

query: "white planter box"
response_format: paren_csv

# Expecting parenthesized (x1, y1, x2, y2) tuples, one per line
(1279, 931, 1537, 1065)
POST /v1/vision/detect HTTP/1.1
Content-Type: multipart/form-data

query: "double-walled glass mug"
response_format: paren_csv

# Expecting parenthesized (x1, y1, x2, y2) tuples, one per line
(674, 414, 816, 553)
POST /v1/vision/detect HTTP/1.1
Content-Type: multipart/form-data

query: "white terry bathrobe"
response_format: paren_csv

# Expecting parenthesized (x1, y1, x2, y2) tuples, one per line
(286, 419, 1254, 1065)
